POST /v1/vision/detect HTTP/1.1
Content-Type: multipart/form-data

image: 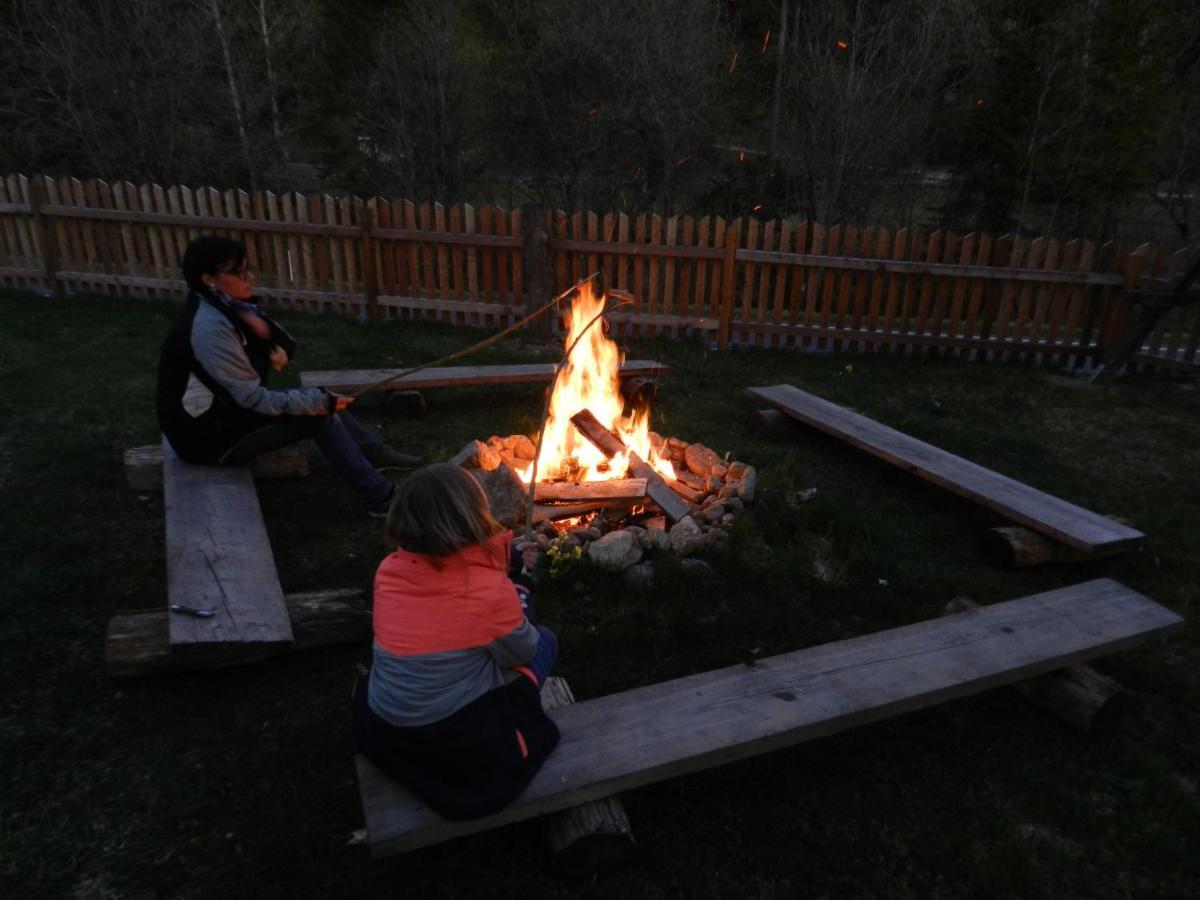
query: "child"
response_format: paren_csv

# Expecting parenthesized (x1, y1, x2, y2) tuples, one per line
(353, 463, 560, 820)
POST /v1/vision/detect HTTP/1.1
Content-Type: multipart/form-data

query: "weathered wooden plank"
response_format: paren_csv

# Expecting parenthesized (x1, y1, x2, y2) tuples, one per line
(162, 438, 292, 659)
(534, 479, 647, 503)
(747, 384, 1144, 555)
(300, 360, 670, 393)
(627, 453, 691, 522)
(357, 578, 1181, 857)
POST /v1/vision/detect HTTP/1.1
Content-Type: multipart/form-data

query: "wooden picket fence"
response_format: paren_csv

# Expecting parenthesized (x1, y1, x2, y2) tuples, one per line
(1, 173, 1196, 370)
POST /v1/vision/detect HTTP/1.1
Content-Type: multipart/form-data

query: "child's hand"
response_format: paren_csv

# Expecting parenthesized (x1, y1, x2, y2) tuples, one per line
(515, 540, 541, 572)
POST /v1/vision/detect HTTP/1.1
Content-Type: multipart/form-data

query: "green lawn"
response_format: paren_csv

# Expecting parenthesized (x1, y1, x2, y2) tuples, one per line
(1, 289, 1197, 899)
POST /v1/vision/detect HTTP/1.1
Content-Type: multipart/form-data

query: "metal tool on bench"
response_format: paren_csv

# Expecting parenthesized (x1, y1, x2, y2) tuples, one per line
(169, 603, 216, 618)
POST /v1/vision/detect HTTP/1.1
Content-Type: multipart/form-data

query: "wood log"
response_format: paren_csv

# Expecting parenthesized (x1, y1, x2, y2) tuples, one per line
(566, 407, 691, 519)
(618, 376, 657, 415)
(106, 588, 369, 678)
(628, 452, 691, 522)
(531, 500, 638, 524)
(384, 389, 427, 419)
(569, 408, 626, 458)
(124, 443, 309, 491)
(534, 479, 647, 503)
(540, 676, 635, 878)
(980, 526, 1088, 568)
(943, 597, 1127, 734)
(751, 408, 801, 435)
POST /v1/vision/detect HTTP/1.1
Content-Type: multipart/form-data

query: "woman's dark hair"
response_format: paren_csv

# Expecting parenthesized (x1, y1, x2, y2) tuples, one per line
(181, 235, 247, 292)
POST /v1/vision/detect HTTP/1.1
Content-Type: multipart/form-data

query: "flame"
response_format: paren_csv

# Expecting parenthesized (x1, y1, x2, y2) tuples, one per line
(836, 39, 848, 50)
(527, 281, 673, 484)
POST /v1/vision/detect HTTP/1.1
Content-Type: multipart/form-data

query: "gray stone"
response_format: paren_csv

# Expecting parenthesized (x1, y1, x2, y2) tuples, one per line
(468, 462, 527, 528)
(669, 515, 706, 557)
(726, 461, 749, 481)
(736, 467, 757, 503)
(586, 530, 644, 570)
(639, 527, 672, 553)
(623, 561, 656, 589)
(680, 558, 713, 576)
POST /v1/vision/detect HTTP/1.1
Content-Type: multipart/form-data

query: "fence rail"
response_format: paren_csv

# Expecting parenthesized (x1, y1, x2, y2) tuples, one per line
(1, 173, 1196, 370)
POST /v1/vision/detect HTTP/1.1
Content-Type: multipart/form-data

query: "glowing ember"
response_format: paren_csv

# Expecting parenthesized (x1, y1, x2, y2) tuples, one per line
(522, 282, 673, 485)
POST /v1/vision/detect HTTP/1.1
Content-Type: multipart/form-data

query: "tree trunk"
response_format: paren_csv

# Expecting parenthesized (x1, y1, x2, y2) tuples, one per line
(209, 0, 257, 189)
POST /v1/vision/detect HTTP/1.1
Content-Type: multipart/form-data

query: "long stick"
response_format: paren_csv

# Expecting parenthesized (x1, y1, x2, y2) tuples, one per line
(348, 273, 600, 398)
(522, 295, 634, 542)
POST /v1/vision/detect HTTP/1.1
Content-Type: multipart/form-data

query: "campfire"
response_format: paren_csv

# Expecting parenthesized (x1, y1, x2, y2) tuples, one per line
(451, 282, 757, 575)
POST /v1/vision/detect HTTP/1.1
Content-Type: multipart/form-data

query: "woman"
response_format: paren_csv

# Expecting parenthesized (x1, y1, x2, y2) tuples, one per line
(353, 463, 559, 819)
(156, 235, 419, 515)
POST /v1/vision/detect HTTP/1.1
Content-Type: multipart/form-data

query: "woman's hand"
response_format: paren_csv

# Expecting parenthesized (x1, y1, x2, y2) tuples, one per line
(330, 392, 355, 412)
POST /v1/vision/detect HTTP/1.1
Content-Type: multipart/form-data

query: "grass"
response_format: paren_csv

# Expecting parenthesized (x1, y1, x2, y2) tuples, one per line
(1, 288, 1198, 899)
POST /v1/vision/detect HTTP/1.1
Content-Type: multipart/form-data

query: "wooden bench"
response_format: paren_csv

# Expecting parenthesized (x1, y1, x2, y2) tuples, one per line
(355, 578, 1181, 858)
(299, 359, 670, 395)
(747, 383, 1144, 557)
(162, 438, 293, 665)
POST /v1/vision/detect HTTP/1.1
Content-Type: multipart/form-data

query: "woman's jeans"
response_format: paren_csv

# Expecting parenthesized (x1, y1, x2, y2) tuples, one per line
(220, 412, 393, 508)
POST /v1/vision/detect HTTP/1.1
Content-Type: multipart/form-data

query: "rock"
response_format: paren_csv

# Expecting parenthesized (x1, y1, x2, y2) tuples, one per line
(736, 467, 757, 503)
(487, 435, 505, 450)
(706, 502, 727, 520)
(642, 515, 667, 531)
(450, 439, 502, 471)
(684, 443, 721, 477)
(721, 513, 736, 526)
(704, 475, 724, 494)
(672, 466, 707, 491)
(468, 463, 527, 528)
(718, 484, 739, 500)
(702, 493, 720, 509)
(624, 561, 656, 589)
(505, 434, 536, 460)
(583, 526, 603, 541)
(711, 462, 729, 479)
(536, 521, 558, 538)
(726, 461, 749, 481)
(667, 436, 688, 451)
(668, 516, 705, 557)
(587, 530, 644, 570)
(722, 496, 744, 512)
(567, 527, 594, 543)
(704, 528, 729, 550)
(622, 525, 646, 542)
(680, 558, 712, 576)
(640, 527, 671, 553)
(534, 533, 550, 550)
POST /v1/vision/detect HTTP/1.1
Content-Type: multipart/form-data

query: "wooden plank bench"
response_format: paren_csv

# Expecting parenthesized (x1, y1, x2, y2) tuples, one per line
(747, 383, 1144, 557)
(162, 438, 293, 665)
(355, 578, 1181, 858)
(299, 359, 670, 394)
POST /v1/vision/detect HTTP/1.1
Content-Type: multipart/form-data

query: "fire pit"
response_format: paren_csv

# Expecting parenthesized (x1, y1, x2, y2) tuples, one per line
(450, 282, 757, 576)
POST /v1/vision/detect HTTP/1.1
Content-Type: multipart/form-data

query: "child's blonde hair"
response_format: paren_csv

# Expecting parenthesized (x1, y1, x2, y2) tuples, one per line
(386, 463, 504, 557)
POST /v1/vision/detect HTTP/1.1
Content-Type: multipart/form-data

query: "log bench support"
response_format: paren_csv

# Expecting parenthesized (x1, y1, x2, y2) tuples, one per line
(353, 578, 1181, 862)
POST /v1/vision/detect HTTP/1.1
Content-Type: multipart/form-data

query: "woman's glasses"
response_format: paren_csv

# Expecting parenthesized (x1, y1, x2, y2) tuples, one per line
(216, 265, 256, 282)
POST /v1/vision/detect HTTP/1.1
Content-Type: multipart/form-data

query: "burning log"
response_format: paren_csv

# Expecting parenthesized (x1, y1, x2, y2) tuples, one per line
(628, 452, 691, 522)
(568, 409, 626, 458)
(569, 407, 692, 522)
(532, 500, 639, 524)
(534, 479, 647, 503)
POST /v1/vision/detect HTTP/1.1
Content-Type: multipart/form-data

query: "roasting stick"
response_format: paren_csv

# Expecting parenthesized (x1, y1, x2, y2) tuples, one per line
(346, 273, 601, 400)
(521, 294, 635, 543)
